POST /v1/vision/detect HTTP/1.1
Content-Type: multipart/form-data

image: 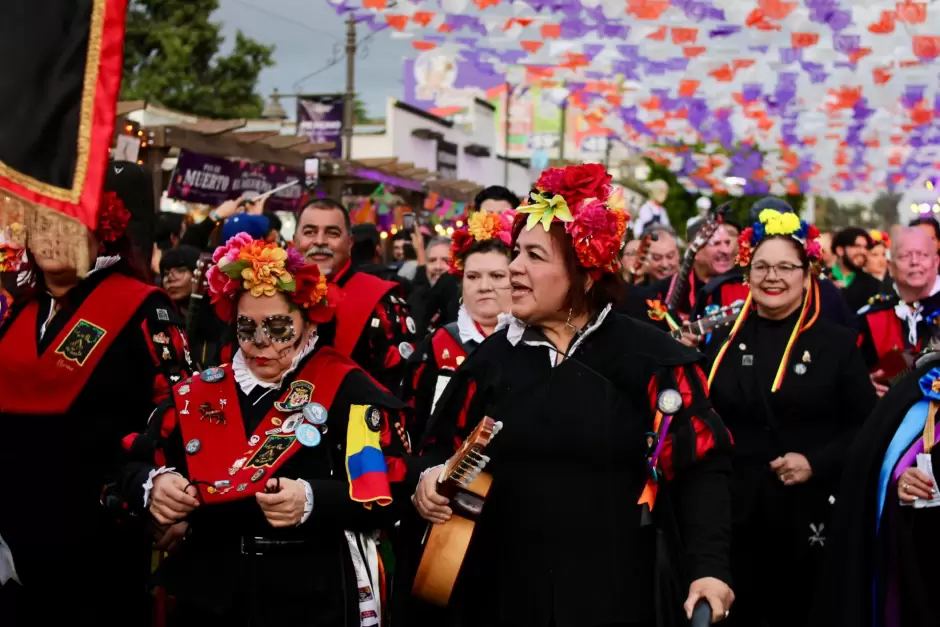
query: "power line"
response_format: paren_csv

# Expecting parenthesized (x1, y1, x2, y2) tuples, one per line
(229, 0, 342, 41)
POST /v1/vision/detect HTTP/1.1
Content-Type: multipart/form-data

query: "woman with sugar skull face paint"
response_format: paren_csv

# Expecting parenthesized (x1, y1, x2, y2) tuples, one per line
(119, 236, 410, 626)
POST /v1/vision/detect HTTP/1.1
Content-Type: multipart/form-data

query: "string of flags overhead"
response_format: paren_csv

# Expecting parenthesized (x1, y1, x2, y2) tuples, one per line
(330, 0, 940, 195)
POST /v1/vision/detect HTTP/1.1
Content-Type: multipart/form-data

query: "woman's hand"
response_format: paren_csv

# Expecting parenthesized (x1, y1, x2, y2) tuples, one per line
(256, 478, 307, 527)
(770, 452, 813, 486)
(150, 474, 200, 525)
(684, 577, 734, 623)
(153, 522, 189, 553)
(413, 466, 452, 524)
(898, 467, 935, 503)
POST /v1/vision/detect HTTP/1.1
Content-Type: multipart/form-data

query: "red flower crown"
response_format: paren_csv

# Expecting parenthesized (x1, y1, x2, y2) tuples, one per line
(517, 164, 629, 278)
(448, 209, 514, 276)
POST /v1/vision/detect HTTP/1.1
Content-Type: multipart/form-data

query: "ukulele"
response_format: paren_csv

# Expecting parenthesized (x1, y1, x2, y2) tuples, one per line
(665, 202, 731, 317)
(412, 417, 503, 606)
(627, 232, 659, 285)
(670, 300, 745, 341)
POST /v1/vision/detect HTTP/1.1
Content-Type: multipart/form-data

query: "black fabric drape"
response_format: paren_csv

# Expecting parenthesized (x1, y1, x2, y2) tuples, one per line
(0, 0, 92, 188)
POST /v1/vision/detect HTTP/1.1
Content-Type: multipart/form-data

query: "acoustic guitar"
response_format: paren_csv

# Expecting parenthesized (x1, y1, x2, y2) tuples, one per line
(669, 300, 745, 341)
(412, 417, 503, 606)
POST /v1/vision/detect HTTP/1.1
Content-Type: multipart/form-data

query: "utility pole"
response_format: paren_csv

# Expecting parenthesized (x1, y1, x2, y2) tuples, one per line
(343, 15, 356, 161)
(558, 99, 567, 162)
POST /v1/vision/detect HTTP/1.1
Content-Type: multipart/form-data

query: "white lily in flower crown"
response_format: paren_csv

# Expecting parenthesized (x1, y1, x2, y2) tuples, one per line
(518, 192, 573, 231)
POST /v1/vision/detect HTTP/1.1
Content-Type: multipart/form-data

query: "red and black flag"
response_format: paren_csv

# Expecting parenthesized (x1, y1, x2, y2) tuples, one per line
(0, 0, 127, 275)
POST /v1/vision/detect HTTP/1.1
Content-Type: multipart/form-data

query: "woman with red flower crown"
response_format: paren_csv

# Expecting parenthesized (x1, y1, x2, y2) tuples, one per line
(118, 236, 410, 627)
(0, 162, 191, 627)
(410, 164, 735, 627)
(703, 209, 875, 627)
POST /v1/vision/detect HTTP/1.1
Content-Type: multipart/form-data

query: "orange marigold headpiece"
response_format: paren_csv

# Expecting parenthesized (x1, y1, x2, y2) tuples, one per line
(449, 209, 514, 276)
(206, 234, 338, 323)
(516, 164, 629, 278)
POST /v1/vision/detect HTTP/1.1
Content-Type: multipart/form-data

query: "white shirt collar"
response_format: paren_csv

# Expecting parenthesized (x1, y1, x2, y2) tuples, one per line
(894, 276, 940, 346)
(232, 333, 319, 395)
(457, 304, 488, 345)
(499, 304, 612, 366)
(87, 255, 121, 276)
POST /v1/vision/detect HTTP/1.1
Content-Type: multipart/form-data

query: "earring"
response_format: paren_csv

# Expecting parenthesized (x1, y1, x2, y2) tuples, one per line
(564, 308, 576, 330)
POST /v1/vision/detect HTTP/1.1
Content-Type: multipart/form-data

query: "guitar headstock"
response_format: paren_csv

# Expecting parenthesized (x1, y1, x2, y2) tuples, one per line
(440, 417, 502, 494)
(704, 299, 745, 329)
(190, 252, 214, 298)
(687, 201, 732, 255)
(630, 231, 659, 278)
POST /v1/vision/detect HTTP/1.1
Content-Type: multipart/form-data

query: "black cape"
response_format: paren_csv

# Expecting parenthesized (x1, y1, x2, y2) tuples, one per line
(812, 355, 940, 627)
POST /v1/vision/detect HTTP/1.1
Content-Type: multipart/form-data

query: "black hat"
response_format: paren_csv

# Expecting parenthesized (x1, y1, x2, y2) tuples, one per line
(159, 245, 201, 275)
(105, 161, 155, 266)
(748, 197, 794, 223)
(352, 223, 381, 247)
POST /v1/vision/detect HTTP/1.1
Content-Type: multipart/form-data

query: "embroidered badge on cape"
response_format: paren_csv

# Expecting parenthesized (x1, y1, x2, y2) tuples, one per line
(275, 380, 314, 412)
(55, 319, 107, 366)
(245, 435, 295, 468)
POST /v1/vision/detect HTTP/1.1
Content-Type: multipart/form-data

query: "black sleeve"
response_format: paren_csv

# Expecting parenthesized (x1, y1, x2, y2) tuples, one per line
(118, 398, 186, 515)
(855, 312, 880, 369)
(303, 371, 410, 532)
(804, 336, 877, 481)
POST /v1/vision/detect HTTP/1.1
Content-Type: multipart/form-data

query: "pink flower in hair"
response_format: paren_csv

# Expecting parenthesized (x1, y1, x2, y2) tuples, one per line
(212, 232, 253, 264)
(805, 239, 822, 260)
(285, 247, 305, 273)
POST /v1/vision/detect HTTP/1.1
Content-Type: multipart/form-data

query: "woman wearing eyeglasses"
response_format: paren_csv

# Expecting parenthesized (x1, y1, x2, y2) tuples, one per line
(118, 235, 409, 627)
(704, 210, 876, 627)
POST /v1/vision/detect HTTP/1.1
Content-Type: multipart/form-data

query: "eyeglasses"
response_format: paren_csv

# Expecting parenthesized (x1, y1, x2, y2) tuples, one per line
(896, 251, 934, 264)
(236, 314, 296, 344)
(750, 262, 804, 279)
(163, 267, 192, 281)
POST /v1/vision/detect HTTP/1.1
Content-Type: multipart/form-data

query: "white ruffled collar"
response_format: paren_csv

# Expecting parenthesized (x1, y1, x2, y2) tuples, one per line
(232, 333, 319, 395)
(457, 304, 489, 345)
(88, 255, 121, 275)
(497, 304, 612, 365)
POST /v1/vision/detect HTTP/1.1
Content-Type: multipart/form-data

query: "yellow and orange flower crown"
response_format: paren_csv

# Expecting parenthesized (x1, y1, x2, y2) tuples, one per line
(448, 209, 514, 275)
(517, 164, 629, 278)
(736, 209, 821, 267)
(206, 234, 337, 323)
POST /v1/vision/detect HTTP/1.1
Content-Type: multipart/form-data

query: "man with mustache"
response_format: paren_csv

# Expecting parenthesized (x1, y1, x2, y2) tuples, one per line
(293, 198, 416, 390)
(857, 228, 940, 396)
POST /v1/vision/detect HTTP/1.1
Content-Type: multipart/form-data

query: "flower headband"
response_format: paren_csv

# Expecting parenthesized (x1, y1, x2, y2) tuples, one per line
(870, 229, 891, 249)
(449, 209, 514, 276)
(736, 209, 821, 267)
(206, 234, 338, 323)
(517, 164, 629, 277)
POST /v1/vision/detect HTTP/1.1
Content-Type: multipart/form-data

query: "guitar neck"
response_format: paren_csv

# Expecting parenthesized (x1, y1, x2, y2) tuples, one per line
(666, 254, 695, 311)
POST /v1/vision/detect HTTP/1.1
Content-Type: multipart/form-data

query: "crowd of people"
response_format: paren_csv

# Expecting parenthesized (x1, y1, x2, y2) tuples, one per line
(2, 160, 940, 627)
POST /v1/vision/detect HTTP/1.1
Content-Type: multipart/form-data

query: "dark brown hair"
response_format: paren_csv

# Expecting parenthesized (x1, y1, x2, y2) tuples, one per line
(511, 216, 624, 317)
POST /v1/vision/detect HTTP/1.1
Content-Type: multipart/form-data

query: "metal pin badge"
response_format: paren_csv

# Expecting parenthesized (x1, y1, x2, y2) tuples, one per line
(794, 363, 807, 375)
(657, 389, 683, 415)
(303, 402, 328, 425)
(742, 355, 754, 366)
(185, 439, 201, 455)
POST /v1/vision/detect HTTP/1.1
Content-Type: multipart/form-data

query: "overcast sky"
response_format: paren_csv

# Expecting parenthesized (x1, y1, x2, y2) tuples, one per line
(214, 0, 412, 119)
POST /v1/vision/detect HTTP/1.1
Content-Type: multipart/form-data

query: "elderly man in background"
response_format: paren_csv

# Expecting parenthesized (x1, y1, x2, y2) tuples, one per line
(858, 228, 940, 396)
